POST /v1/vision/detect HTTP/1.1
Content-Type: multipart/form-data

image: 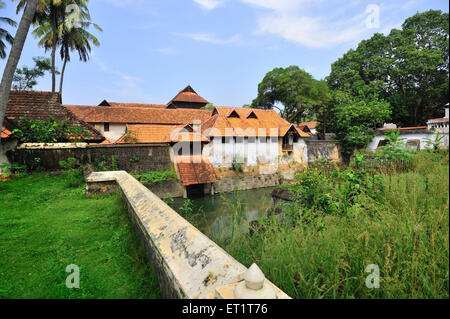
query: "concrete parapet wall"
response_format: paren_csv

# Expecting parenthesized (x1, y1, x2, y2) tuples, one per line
(86, 171, 290, 299)
(214, 173, 281, 193)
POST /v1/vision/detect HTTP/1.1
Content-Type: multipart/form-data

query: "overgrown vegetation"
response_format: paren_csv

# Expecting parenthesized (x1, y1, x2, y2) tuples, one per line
(0, 173, 161, 298)
(133, 169, 177, 185)
(12, 117, 91, 143)
(210, 151, 449, 298)
(58, 157, 83, 188)
(93, 155, 118, 172)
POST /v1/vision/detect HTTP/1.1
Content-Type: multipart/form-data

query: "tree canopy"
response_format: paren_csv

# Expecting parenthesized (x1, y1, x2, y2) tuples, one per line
(327, 10, 449, 127)
(13, 56, 52, 90)
(251, 66, 330, 123)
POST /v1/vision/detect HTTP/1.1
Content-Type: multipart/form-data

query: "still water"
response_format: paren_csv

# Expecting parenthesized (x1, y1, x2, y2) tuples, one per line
(168, 187, 275, 240)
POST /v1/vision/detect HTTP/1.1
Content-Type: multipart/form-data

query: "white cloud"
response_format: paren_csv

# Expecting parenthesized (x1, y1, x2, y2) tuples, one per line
(193, 0, 224, 10)
(241, 0, 305, 12)
(241, 0, 383, 48)
(155, 48, 181, 55)
(93, 55, 153, 101)
(173, 32, 242, 45)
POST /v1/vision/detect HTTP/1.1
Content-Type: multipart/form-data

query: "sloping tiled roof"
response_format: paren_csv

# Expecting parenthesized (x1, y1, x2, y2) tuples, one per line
(65, 105, 212, 125)
(169, 85, 209, 104)
(117, 124, 210, 144)
(298, 121, 318, 129)
(6, 91, 104, 142)
(1, 127, 12, 139)
(177, 160, 217, 186)
(205, 107, 296, 137)
(106, 102, 167, 109)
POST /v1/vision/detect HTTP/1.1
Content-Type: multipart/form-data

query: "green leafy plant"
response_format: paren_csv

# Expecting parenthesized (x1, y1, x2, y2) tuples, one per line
(93, 155, 119, 172)
(129, 156, 140, 163)
(133, 169, 177, 185)
(12, 117, 91, 143)
(0, 163, 27, 178)
(231, 157, 243, 173)
(424, 132, 444, 152)
(375, 130, 415, 162)
(58, 157, 83, 188)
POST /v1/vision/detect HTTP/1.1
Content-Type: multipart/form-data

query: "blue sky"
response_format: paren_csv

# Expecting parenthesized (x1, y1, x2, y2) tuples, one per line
(1, 0, 448, 107)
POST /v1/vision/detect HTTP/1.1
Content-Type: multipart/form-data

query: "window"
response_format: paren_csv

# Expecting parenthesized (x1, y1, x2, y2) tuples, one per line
(247, 111, 258, 119)
(227, 110, 240, 118)
(104, 123, 110, 132)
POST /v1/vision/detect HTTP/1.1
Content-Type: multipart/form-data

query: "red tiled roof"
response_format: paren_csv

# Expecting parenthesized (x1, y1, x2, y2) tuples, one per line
(177, 159, 217, 186)
(205, 107, 297, 137)
(6, 91, 104, 142)
(381, 126, 428, 131)
(65, 105, 213, 125)
(170, 85, 209, 104)
(1, 127, 12, 139)
(298, 121, 318, 129)
(116, 124, 210, 144)
(107, 102, 167, 109)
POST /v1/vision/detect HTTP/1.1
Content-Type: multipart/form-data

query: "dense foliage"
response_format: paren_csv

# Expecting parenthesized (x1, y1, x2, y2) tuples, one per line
(133, 169, 178, 185)
(215, 151, 449, 298)
(327, 10, 449, 127)
(325, 90, 391, 159)
(251, 66, 330, 123)
(12, 116, 91, 143)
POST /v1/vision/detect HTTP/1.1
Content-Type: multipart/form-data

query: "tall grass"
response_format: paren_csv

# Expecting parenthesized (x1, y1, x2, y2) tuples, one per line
(216, 151, 449, 298)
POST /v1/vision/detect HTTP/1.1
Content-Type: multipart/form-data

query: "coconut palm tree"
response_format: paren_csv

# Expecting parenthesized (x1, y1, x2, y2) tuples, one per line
(58, 20, 101, 97)
(0, 1, 17, 59)
(0, 0, 39, 131)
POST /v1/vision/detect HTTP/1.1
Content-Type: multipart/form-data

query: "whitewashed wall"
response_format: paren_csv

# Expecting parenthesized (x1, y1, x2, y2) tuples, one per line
(204, 137, 308, 167)
(367, 132, 446, 151)
(205, 137, 281, 167)
(93, 123, 126, 143)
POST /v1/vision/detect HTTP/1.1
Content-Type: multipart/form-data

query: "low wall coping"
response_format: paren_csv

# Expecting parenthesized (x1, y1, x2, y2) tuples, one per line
(87, 171, 291, 299)
(17, 142, 88, 149)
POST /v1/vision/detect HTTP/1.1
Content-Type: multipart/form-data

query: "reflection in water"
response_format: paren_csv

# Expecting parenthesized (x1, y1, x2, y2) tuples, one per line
(169, 187, 275, 240)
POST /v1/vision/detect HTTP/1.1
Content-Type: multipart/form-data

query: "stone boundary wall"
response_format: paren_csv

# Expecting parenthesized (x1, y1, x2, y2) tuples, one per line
(214, 173, 282, 193)
(9, 143, 173, 174)
(86, 171, 290, 299)
(305, 140, 342, 163)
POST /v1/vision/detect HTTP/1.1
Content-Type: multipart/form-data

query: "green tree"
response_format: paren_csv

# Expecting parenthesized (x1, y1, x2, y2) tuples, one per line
(0, 0, 39, 132)
(327, 90, 391, 161)
(327, 10, 449, 127)
(0, 0, 17, 59)
(58, 18, 101, 96)
(13, 56, 53, 89)
(251, 66, 330, 123)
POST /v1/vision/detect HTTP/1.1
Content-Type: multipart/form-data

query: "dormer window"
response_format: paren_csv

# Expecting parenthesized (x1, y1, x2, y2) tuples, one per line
(227, 110, 240, 118)
(246, 111, 258, 119)
(104, 123, 110, 132)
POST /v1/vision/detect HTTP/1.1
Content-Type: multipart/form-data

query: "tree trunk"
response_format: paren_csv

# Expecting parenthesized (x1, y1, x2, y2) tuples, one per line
(0, 0, 39, 131)
(51, 7, 57, 93)
(58, 55, 68, 99)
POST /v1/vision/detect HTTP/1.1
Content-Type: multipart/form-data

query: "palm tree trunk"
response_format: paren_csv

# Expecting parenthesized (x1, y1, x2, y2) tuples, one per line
(59, 55, 68, 99)
(51, 6, 57, 92)
(0, 0, 39, 131)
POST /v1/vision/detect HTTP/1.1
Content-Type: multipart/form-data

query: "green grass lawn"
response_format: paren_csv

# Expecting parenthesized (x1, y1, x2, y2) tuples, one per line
(0, 173, 162, 298)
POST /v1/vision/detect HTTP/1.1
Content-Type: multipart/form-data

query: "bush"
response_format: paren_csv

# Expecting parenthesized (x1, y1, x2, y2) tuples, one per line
(133, 169, 177, 185)
(12, 117, 91, 143)
(59, 157, 83, 188)
(93, 155, 118, 172)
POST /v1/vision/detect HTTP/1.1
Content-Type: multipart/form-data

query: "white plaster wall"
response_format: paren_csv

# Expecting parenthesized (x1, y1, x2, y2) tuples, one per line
(93, 123, 126, 143)
(367, 132, 445, 151)
(206, 137, 280, 168)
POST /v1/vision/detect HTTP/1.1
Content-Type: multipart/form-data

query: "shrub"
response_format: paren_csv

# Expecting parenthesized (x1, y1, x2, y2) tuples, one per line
(93, 155, 119, 172)
(12, 116, 91, 143)
(133, 169, 177, 185)
(59, 157, 83, 188)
